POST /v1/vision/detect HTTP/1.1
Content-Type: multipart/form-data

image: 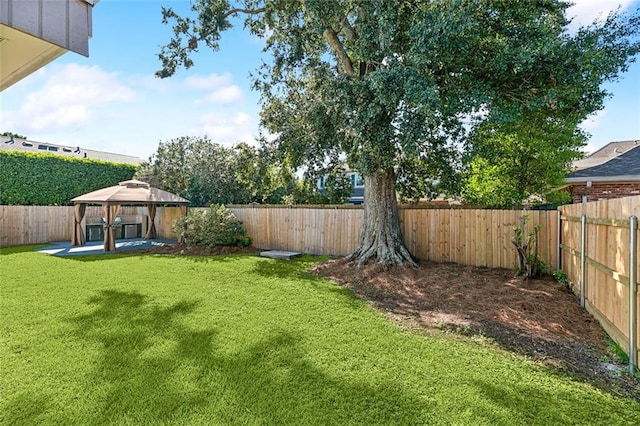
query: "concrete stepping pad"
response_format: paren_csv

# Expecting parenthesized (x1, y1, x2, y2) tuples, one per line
(260, 250, 302, 260)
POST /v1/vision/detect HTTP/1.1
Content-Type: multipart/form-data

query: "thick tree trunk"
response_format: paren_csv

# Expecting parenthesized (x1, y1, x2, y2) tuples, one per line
(349, 168, 416, 267)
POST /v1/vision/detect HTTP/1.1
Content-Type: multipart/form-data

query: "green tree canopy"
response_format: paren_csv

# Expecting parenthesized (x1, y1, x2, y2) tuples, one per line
(157, 0, 639, 265)
(136, 136, 252, 205)
(136, 136, 351, 205)
(461, 114, 583, 208)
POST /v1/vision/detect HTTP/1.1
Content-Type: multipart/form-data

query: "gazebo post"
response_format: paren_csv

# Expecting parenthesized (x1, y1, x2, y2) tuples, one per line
(103, 203, 121, 252)
(145, 203, 157, 240)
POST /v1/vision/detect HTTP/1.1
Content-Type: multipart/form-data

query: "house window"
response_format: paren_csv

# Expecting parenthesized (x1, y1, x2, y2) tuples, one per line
(350, 173, 364, 188)
(48, 146, 58, 152)
(317, 175, 327, 189)
(38, 144, 48, 150)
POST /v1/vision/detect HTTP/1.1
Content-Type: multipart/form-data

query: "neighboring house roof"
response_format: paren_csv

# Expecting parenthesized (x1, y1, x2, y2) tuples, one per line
(566, 142, 640, 183)
(0, 135, 143, 165)
(572, 140, 640, 171)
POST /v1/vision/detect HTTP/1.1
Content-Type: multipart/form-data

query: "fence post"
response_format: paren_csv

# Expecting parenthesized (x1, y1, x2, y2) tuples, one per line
(579, 214, 586, 308)
(629, 215, 637, 375)
(556, 211, 562, 271)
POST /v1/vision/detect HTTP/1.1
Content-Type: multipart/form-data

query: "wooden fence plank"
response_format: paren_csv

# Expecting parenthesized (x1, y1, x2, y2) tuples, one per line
(559, 195, 640, 366)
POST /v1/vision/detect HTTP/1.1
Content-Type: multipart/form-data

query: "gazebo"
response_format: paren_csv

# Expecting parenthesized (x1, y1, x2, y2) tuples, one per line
(71, 179, 189, 252)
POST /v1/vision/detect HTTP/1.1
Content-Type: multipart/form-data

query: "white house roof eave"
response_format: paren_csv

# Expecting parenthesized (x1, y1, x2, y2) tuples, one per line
(565, 175, 640, 184)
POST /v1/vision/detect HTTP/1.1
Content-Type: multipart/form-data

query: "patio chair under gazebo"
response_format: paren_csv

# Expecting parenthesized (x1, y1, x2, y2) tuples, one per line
(70, 179, 189, 252)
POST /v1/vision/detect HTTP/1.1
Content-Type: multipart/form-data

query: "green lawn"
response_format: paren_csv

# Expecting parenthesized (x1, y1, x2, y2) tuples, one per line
(1, 247, 638, 425)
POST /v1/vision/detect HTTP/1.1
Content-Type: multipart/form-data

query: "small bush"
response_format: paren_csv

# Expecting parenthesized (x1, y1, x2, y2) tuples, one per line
(512, 215, 546, 279)
(606, 338, 630, 365)
(553, 270, 570, 289)
(173, 205, 251, 247)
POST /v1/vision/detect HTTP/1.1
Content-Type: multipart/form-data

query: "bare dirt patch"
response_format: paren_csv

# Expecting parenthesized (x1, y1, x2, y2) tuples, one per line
(312, 258, 640, 400)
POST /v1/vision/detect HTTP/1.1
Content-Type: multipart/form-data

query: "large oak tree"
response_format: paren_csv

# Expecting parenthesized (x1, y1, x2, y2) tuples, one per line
(157, 0, 639, 266)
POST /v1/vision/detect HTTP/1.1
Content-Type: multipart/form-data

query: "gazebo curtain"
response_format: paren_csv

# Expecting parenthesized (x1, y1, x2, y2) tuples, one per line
(102, 204, 121, 252)
(145, 204, 157, 240)
(71, 203, 87, 246)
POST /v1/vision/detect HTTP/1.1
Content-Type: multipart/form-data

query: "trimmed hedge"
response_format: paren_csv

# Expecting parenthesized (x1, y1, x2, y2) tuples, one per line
(172, 205, 252, 247)
(0, 151, 138, 205)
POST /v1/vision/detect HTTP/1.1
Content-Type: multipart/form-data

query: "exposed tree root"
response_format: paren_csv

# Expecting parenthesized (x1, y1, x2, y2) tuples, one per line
(349, 234, 416, 268)
(348, 168, 417, 268)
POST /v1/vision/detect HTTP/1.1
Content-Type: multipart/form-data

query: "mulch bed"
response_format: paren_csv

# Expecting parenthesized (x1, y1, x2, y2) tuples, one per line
(127, 243, 258, 256)
(312, 258, 640, 401)
(129, 243, 639, 400)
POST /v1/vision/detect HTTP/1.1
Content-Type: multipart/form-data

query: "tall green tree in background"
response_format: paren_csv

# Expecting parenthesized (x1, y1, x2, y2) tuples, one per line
(156, 0, 639, 266)
(136, 136, 192, 198)
(461, 115, 583, 208)
(137, 136, 302, 205)
(233, 141, 298, 203)
(136, 136, 251, 205)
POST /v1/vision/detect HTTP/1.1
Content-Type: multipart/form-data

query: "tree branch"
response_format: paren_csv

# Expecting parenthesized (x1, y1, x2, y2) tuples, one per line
(223, 7, 266, 18)
(339, 16, 356, 42)
(336, 3, 357, 43)
(323, 27, 354, 74)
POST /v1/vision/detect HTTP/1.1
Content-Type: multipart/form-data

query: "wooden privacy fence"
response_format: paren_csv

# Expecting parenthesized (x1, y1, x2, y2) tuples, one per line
(559, 196, 640, 371)
(228, 205, 364, 257)
(400, 207, 557, 269)
(224, 205, 558, 270)
(2, 204, 558, 270)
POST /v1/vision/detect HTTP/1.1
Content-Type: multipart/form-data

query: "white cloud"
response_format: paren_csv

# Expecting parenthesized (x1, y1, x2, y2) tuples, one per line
(30, 105, 91, 130)
(191, 111, 256, 145)
(199, 85, 244, 104)
(580, 110, 610, 153)
(11, 63, 135, 131)
(183, 72, 233, 90)
(566, 0, 636, 31)
(186, 72, 244, 105)
(580, 109, 607, 130)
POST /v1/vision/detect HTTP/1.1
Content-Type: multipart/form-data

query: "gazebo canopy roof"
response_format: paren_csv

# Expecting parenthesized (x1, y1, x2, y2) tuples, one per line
(71, 180, 189, 205)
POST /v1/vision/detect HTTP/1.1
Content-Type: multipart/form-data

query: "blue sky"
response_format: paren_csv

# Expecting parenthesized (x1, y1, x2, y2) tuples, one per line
(1, 0, 639, 161)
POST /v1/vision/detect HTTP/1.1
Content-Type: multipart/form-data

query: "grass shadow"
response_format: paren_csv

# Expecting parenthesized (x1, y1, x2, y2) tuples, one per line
(61, 290, 211, 424)
(4, 288, 435, 424)
(1, 392, 51, 424)
(252, 255, 324, 283)
(471, 378, 640, 424)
